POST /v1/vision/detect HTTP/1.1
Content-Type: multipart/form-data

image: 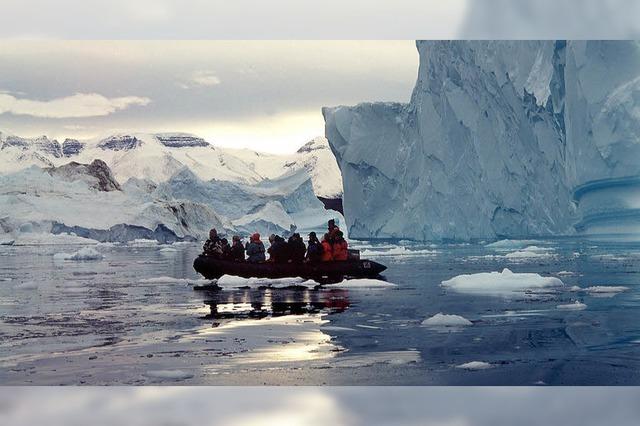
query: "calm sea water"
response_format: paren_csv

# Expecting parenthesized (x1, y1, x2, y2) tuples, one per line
(1, 238, 639, 384)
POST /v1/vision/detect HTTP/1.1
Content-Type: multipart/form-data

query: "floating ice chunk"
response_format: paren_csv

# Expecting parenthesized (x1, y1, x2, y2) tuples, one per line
(441, 268, 563, 296)
(557, 301, 587, 310)
(139, 276, 211, 285)
(159, 247, 178, 253)
(584, 286, 629, 294)
(360, 246, 438, 257)
(504, 246, 555, 260)
(335, 278, 396, 288)
(422, 313, 472, 327)
(53, 247, 104, 261)
(556, 271, 578, 276)
(128, 239, 159, 246)
(144, 370, 194, 381)
(569, 285, 583, 292)
(216, 275, 319, 289)
(456, 361, 493, 370)
(0, 238, 15, 246)
(485, 240, 542, 250)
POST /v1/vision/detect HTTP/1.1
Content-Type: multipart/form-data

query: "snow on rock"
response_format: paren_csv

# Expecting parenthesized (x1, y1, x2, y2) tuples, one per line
(53, 247, 103, 261)
(325, 41, 640, 241)
(557, 301, 587, 310)
(0, 237, 15, 245)
(0, 164, 230, 243)
(422, 313, 472, 327)
(441, 268, 564, 295)
(455, 361, 493, 370)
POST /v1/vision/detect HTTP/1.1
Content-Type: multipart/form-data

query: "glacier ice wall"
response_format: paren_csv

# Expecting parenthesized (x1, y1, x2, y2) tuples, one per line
(325, 41, 640, 241)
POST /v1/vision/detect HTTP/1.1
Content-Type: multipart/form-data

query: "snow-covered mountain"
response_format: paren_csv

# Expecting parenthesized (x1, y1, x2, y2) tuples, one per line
(0, 131, 342, 199)
(0, 160, 231, 243)
(0, 131, 344, 243)
(324, 41, 640, 241)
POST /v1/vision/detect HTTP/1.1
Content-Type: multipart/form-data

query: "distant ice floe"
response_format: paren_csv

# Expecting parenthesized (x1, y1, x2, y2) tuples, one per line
(485, 239, 542, 250)
(455, 361, 493, 370)
(128, 239, 160, 247)
(557, 301, 587, 310)
(53, 247, 104, 261)
(334, 278, 396, 289)
(556, 271, 578, 276)
(503, 246, 555, 260)
(441, 268, 564, 296)
(144, 370, 194, 381)
(360, 246, 438, 257)
(138, 277, 211, 285)
(422, 313, 472, 327)
(583, 286, 629, 294)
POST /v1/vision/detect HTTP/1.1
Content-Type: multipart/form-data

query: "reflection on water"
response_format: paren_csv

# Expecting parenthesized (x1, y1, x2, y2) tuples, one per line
(201, 288, 350, 321)
(3, 239, 640, 384)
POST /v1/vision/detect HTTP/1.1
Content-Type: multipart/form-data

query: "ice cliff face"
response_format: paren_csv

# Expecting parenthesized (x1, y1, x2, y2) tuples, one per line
(325, 41, 640, 241)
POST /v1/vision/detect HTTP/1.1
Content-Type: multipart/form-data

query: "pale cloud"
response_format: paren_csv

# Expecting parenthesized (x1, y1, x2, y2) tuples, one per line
(0, 92, 151, 118)
(181, 70, 222, 88)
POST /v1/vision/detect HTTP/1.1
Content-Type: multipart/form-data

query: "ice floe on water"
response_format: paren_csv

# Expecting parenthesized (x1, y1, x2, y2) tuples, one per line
(360, 246, 438, 257)
(216, 275, 319, 289)
(504, 246, 555, 260)
(456, 361, 493, 370)
(583, 286, 629, 294)
(485, 239, 542, 250)
(421, 313, 472, 327)
(441, 268, 564, 296)
(139, 276, 211, 285)
(209, 275, 396, 290)
(557, 301, 587, 310)
(334, 278, 396, 289)
(556, 271, 578, 276)
(144, 369, 194, 381)
(53, 247, 104, 261)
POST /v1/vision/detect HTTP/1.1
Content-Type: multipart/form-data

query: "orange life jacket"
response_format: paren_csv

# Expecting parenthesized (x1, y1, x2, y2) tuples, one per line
(321, 241, 333, 261)
(332, 240, 348, 261)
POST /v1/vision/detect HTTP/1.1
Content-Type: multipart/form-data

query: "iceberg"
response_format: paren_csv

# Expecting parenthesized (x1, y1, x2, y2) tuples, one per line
(325, 41, 640, 241)
(441, 268, 564, 296)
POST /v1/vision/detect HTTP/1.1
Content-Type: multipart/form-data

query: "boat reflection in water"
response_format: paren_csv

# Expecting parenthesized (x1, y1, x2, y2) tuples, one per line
(199, 288, 350, 323)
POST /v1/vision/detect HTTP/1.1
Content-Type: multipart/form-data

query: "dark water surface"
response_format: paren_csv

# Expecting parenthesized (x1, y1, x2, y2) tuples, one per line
(1, 238, 639, 384)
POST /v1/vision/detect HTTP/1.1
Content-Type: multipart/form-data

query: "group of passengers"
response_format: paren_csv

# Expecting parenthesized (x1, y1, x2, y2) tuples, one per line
(202, 219, 349, 264)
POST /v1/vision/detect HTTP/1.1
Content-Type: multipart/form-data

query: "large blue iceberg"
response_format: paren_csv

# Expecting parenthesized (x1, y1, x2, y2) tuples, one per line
(324, 41, 640, 241)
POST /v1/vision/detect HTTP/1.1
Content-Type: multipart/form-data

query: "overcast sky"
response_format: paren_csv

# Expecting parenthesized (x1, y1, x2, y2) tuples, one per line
(0, 41, 418, 153)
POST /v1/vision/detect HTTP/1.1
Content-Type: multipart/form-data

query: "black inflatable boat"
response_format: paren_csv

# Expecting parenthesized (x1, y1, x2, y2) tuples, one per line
(193, 255, 387, 281)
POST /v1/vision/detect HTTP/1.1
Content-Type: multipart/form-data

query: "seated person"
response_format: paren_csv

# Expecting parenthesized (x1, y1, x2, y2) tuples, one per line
(219, 238, 231, 258)
(288, 233, 306, 263)
(332, 231, 348, 261)
(228, 235, 245, 262)
(203, 228, 223, 257)
(268, 234, 289, 263)
(321, 233, 333, 261)
(245, 233, 266, 263)
(305, 232, 323, 262)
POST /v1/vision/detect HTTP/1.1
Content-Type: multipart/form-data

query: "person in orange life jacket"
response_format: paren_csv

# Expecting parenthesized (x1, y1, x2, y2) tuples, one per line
(327, 219, 340, 242)
(321, 233, 333, 261)
(332, 230, 348, 261)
